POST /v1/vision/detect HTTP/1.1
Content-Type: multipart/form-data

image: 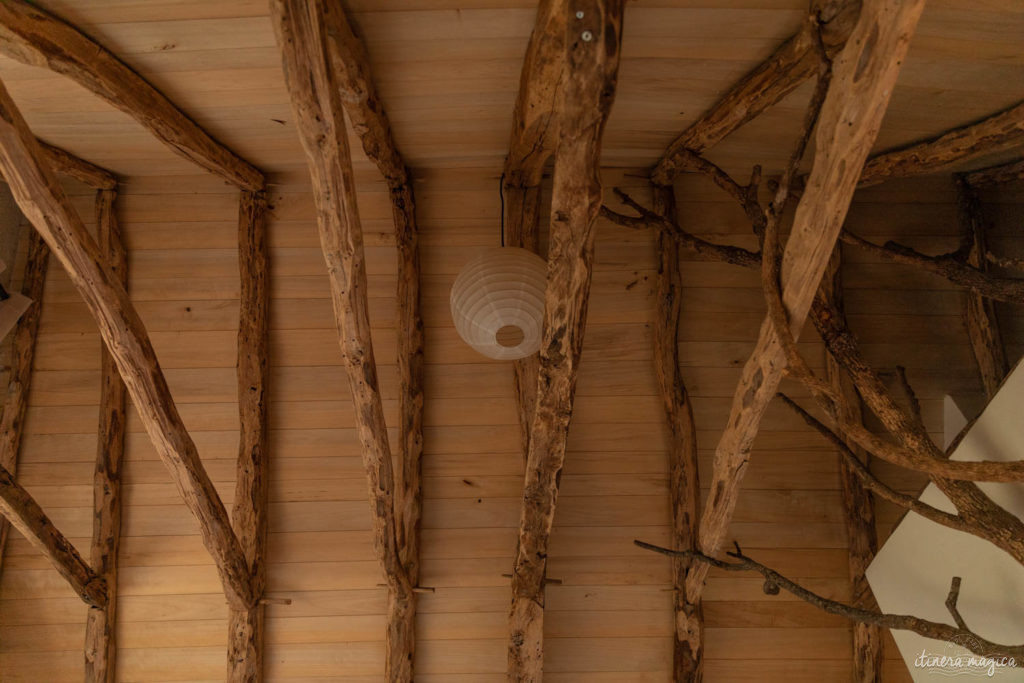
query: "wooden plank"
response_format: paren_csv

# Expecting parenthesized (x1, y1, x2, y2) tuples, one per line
(508, 2, 624, 680)
(0, 75, 256, 610)
(0, 230, 47, 576)
(83, 188, 127, 682)
(687, 0, 926, 610)
(227, 189, 270, 682)
(269, 1, 414, 679)
(0, 0, 264, 190)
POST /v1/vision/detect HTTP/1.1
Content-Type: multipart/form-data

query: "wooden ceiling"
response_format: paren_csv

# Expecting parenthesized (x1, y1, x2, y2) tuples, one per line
(0, 0, 1021, 181)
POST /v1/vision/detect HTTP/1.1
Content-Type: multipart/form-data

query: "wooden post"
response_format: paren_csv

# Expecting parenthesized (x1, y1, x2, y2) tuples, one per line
(83, 188, 127, 683)
(269, 2, 415, 679)
(317, 3, 426, 648)
(652, 184, 703, 682)
(0, 229, 47, 575)
(0, 463, 106, 606)
(821, 250, 882, 683)
(686, 0, 926, 610)
(0, 0, 263, 190)
(227, 189, 270, 682)
(651, 0, 860, 185)
(508, 2, 624, 679)
(504, 0, 566, 456)
(0, 75, 256, 611)
(955, 176, 1007, 401)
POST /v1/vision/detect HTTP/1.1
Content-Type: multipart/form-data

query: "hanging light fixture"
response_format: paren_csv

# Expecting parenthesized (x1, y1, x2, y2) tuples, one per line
(449, 175, 548, 361)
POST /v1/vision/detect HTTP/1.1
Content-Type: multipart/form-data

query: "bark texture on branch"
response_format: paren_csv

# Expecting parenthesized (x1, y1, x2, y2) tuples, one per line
(955, 177, 1008, 401)
(508, 3, 624, 680)
(688, 0, 925, 607)
(964, 158, 1024, 188)
(504, 0, 566, 455)
(651, 184, 703, 682)
(84, 188, 126, 683)
(820, 251, 882, 683)
(0, 229, 47, 577)
(270, 2, 415, 679)
(0, 0, 263, 190)
(859, 101, 1024, 187)
(650, 0, 860, 185)
(227, 189, 270, 683)
(0, 462, 106, 606)
(320, 5, 426, 646)
(0, 75, 256, 611)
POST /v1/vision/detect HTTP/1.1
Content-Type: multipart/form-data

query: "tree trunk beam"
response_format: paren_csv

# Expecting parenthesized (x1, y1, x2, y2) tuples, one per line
(650, 0, 860, 185)
(84, 188, 127, 683)
(508, 3, 624, 680)
(652, 184, 704, 682)
(0, 0, 263, 191)
(687, 0, 925, 606)
(0, 229, 48, 577)
(820, 250, 882, 683)
(0, 462, 106, 606)
(270, 2, 415, 679)
(227, 189, 270, 683)
(0, 76, 256, 611)
(37, 141, 117, 190)
(964, 158, 1024, 188)
(319, 3, 426, 641)
(956, 176, 1008, 401)
(859, 101, 1024, 187)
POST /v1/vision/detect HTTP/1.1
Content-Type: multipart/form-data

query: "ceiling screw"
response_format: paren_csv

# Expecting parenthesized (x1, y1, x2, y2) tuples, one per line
(581, 30, 593, 41)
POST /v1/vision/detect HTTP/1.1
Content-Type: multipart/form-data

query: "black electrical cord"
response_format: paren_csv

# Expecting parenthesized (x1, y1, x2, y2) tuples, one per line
(499, 172, 506, 247)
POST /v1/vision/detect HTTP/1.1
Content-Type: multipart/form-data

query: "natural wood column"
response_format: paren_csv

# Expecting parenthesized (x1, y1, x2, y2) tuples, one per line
(228, 189, 271, 682)
(505, 0, 566, 454)
(0, 229, 48, 575)
(859, 101, 1024, 187)
(0, 463, 106, 606)
(0, 76, 256, 611)
(0, 0, 263, 190)
(955, 176, 1007, 401)
(270, 2, 415, 679)
(652, 184, 703, 682)
(318, 3, 426, 650)
(821, 250, 882, 683)
(651, 0, 859, 185)
(84, 188, 127, 683)
(686, 0, 926, 608)
(508, 2, 624, 679)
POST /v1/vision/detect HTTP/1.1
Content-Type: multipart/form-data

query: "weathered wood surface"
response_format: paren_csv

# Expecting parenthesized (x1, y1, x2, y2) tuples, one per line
(956, 177, 1007, 401)
(652, 184, 704, 682)
(0, 462, 106, 606)
(0, 76, 256, 611)
(227, 189, 270, 682)
(270, 1, 415, 679)
(650, 0, 860, 185)
(859, 101, 1024, 187)
(964, 158, 1024, 188)
(687, 0, 926, 607)
(0, 0, 263, 190)
(0, 229, 47, 576)
(504, 0, 566, 455)
(38, 142, 117, 190)
(84, 188, 127, 683)
(508, 2, 624, 680)
(820, 250, 882, 683)
(320, 3, 426, 649)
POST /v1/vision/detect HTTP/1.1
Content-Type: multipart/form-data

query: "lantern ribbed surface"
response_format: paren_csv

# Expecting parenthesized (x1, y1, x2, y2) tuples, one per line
(450, 246, 547, 360)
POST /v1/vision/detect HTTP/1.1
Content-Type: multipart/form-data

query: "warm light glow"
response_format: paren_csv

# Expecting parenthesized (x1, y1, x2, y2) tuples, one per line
(450, 247, 547, 360)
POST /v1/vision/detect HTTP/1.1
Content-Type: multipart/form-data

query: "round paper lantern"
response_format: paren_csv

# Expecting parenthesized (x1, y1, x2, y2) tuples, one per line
(450, 247, 547, 360)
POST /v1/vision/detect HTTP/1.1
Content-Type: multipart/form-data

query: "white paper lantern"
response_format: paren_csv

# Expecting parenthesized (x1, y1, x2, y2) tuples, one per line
(450, 247, 547, 360)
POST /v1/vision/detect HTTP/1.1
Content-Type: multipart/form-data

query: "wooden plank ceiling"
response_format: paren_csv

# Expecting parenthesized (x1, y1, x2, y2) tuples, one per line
(0, 0, 1021, 179)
